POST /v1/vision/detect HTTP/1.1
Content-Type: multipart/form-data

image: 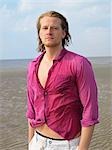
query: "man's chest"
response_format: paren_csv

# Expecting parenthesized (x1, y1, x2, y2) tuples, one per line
(36, 60, 76, 92)
(38, 60, 53, 89)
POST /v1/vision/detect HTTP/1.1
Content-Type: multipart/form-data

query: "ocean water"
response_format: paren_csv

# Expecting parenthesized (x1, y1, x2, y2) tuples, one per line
(88, 56, 112, 65)
(0, 57, 112, 70)
(0, 59, 31, 70)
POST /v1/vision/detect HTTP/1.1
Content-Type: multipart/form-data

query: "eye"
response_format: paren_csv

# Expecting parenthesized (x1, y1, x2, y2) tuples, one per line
(53, 27, 58, 30)
(42, 26, 48, 30)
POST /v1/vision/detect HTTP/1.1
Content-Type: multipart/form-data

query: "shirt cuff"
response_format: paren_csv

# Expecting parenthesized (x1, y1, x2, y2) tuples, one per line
(81, 119, 99, 127)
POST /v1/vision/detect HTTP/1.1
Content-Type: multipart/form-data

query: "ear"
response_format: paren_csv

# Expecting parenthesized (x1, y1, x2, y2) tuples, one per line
(62, 30, 66, 39)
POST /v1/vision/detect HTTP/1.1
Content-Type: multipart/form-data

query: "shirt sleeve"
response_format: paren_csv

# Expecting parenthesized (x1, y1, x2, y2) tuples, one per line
(76, 57, 99, 127)
(26, 62, 35, 120)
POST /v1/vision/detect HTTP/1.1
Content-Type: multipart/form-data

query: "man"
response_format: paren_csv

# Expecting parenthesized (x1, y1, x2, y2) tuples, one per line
(26, 11, 99, 150)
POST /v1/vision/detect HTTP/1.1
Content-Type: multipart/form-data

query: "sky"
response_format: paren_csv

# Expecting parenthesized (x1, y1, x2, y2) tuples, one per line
(0, 0, 111, 60)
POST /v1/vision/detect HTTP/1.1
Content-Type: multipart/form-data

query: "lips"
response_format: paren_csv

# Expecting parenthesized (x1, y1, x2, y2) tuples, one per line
(45, 37, 54, 40)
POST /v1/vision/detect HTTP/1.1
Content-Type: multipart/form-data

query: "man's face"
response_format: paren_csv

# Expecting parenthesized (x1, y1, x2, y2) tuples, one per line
(39, 16, 66, 48)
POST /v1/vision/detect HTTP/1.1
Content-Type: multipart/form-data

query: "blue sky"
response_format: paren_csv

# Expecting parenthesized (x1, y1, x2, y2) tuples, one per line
(0, 0, 111, 60)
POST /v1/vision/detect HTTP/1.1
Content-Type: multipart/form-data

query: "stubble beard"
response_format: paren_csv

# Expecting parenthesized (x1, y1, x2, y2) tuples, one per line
(44, 41, 62, 49)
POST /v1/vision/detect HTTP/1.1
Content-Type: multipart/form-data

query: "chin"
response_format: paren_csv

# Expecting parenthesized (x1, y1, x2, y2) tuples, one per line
(45, 43, 60, 48)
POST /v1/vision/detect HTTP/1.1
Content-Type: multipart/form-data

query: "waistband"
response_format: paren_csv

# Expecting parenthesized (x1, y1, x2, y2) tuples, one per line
(36, 131, 66, 140)
(35, 131, 80, 145)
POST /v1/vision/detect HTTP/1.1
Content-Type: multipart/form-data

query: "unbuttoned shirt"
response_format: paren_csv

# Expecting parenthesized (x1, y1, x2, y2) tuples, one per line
(26, 49, 99, 140)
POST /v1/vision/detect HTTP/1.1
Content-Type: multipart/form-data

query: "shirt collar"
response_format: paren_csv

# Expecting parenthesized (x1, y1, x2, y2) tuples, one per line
(32, 48, 67, 64)
(53, 48, 67, 61)
(32, 51, 46, 63)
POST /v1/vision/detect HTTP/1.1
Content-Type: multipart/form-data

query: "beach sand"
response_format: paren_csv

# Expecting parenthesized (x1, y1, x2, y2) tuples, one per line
(0, 64, 112, 150)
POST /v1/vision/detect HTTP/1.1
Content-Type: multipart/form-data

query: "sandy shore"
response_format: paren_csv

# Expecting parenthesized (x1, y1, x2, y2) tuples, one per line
(0, 64, 112, 150)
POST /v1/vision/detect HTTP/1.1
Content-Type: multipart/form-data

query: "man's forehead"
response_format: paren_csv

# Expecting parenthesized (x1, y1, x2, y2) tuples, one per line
(40, 16, 61, 25)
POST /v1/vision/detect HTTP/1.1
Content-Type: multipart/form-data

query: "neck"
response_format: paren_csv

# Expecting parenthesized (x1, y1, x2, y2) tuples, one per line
(44, 45, 63, 61)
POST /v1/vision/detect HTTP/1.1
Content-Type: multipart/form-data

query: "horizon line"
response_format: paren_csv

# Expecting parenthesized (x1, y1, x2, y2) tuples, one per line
(0, 56, 112, 61)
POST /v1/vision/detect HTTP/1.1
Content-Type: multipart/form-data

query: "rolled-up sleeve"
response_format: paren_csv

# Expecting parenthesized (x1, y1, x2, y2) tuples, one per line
(76, 58, 99, 127)
(26, 63, 35, 120)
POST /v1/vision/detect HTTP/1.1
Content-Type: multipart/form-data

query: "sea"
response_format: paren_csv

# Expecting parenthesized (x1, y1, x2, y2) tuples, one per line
(0, 59, 31, 70)
(0, 57, 112, 70)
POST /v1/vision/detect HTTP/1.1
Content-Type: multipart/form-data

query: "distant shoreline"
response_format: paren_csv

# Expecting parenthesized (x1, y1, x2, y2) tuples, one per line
(0, 56, 112, 61)
(0, 57, 112, 71)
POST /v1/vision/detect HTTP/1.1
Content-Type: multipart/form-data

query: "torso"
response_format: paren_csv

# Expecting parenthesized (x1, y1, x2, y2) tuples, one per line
(36, 56, 64, 139)
(36, 55, 80, 139)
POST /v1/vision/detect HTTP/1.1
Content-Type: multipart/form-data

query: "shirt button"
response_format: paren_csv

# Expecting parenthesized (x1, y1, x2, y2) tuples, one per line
(44, 91, 48, 96)
(49, 140, 52, 144)
(37, 119, 41, 122)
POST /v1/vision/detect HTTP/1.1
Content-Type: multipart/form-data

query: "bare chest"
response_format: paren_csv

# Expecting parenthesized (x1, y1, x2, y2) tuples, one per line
(38, 60, 53, 89)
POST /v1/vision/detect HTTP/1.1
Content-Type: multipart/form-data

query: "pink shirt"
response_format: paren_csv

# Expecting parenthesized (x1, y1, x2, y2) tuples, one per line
(26, 49, 99, 140)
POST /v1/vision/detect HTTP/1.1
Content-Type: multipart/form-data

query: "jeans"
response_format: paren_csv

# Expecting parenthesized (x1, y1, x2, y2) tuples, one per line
(29, 132, 80, 150)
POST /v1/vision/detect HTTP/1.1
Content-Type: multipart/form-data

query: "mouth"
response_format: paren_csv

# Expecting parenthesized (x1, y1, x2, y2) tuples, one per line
(45, 37, 54, 40)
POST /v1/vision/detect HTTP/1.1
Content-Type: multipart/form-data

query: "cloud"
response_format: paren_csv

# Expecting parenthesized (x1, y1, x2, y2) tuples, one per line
(2, 0, 109, 33)
(67, 2, 110, 23)
(18, 0, 67, 12)
(0, 4, 16, 33)
(18, 0, 35, 12)
(0, 2, 36, 32)
(0, 0, 111, 59)
(14, 17, 35, 32)
(72, 27, 111, 57)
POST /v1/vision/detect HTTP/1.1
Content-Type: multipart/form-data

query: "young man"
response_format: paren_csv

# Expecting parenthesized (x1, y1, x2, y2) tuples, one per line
(26, 11, 99, 150)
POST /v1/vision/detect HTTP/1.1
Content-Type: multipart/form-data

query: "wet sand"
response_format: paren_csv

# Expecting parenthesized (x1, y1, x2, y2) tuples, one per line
(0, 64, 112, 150)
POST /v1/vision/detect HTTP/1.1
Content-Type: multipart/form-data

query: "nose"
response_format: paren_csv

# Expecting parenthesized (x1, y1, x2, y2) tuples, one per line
(47, 27, 53, 34)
